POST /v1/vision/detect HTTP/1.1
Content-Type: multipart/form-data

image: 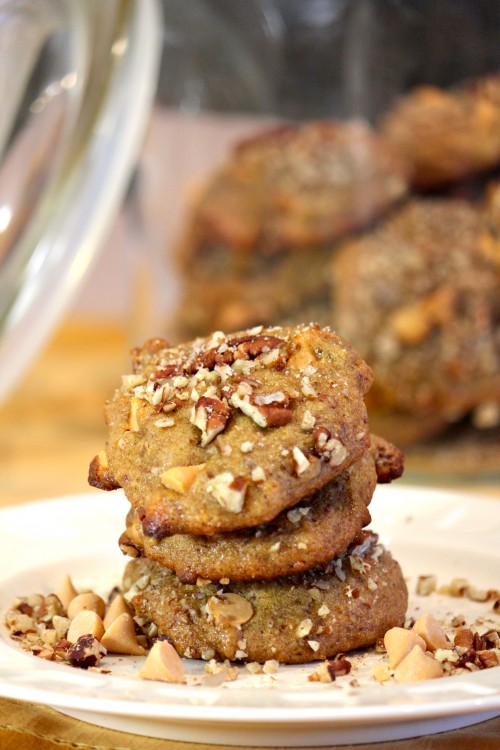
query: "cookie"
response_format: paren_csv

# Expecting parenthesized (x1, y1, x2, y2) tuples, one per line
(174, 246, 333, 338)
(175, 120, 408, 337)
(118, 449, 376, 583)
(89, 324, 373, 537)
(123, 531, 408, 664)
(331, 196, 500, 434)
(381, 74, 500, 188)
(183, 120, 409, 254)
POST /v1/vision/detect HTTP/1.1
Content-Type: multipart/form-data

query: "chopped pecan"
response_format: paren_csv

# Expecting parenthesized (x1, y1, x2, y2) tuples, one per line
(187, 348, 234, 373)
(232, 373, 262, 388)
(227, 334, 283, 360)
(292, 447, 311, 476)
(67, 634, 106, 669)
(371, 435, 404, 483)
(153, 364, 183, 380)
(206, 472, 247, 513)
(329, 655, 352, 677)
(191, 396, 231, 446)
(312, 427, 347, 466)
(477, 650, 499, 669)
(230, 390, 293, 428)
(454, 628, 474, 650)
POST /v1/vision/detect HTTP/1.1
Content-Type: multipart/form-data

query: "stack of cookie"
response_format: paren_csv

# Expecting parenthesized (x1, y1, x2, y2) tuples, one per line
(89, 323, 407, 664)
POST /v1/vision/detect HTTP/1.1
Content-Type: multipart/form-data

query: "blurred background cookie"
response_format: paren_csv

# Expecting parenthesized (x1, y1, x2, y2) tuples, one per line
(381, 74, 500, 189)
(175, 120, 409, 337)
(331, 192, 500, 452)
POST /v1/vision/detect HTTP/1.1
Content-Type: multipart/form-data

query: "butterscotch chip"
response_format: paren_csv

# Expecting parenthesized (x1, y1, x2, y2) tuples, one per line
(67, 611, 105, 644)
(412, 614, 449, 652)
(123, 532, 408, 665)
(139, 640, 185, 683)
(67, 593, 106, 620)
(159, 464, 206, 493)
(103, 594, 132, 630)
(393, 645, 444, 682)
(54, 575, 78, 611)
(206, 593, 253, 625)
(101, 613, 145, 656)
(384, 627, 426, 669)
(118, 448, 377, 583)
(89, 324, 372, 536)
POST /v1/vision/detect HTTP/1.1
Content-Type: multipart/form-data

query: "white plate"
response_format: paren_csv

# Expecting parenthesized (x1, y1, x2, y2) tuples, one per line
(0, 487, 499, 746)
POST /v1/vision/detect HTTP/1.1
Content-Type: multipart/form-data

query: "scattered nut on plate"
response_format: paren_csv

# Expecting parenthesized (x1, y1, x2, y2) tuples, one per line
(4, 572, 500, 686)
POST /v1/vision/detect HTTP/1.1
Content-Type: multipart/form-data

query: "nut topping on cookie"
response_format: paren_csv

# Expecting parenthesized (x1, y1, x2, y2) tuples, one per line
(191, 396, 231, 446)
(91, 323, 373, 535)
(206, 472, 248, 513)
(229, 390, 293, 428)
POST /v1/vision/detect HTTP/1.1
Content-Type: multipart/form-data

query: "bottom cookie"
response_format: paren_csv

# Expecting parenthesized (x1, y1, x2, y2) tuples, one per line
(123, 531, 408, 665)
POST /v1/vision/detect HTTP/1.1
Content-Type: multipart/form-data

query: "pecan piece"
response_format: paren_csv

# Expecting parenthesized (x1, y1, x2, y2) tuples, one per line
(312, 427, 348, 466)
(191, 396, 231, 446)
(371, 435, 404, 483)
(227, 334, 283, 360)
(329, 655, 352, 677)
(160, 463, 206, 493)
(67, 634, 106, 669)
(187, 348, 234, 373)
(153, 364, 183, 380)
(230, 390, 293, 428)
(454, 628, 474, 650)
(206, 472, 247, 513)
(477, 650, 500, 669)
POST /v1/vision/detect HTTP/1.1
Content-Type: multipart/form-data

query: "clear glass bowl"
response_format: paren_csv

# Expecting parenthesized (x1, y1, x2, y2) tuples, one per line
(0, 0, 160, 402)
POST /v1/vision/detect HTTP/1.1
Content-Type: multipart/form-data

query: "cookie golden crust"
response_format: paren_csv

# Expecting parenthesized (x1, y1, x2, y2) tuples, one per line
(331, 198, 500, 426)
(119, 450, 376, 583)
(123, 532, 408, 665)
(381, 75, 500, 188)
(90, 324, 373, 537)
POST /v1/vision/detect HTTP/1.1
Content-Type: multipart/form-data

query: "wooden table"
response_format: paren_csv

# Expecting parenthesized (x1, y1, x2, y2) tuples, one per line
(1, 318, 499, 750)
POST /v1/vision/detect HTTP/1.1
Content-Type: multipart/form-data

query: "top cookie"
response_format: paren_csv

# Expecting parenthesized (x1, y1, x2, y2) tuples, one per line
(89, 324, 372, 536)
